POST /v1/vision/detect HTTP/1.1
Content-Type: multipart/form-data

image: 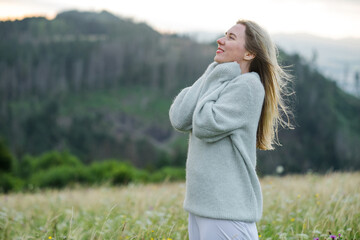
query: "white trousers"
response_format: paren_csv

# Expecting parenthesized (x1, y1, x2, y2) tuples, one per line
(188, 212, 259, 240)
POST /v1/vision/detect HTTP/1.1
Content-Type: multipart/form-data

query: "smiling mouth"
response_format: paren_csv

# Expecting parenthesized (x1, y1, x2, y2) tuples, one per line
(216, 47, 224, 53)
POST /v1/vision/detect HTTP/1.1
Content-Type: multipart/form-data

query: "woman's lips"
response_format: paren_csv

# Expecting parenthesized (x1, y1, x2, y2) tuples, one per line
(216, 47, 224, 53)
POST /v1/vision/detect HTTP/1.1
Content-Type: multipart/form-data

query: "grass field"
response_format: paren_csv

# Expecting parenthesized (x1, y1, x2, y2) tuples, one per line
(1, 172, 359, 240)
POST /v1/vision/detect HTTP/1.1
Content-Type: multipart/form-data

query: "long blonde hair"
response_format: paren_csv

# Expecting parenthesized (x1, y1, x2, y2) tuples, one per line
(237, 19, 294, 150)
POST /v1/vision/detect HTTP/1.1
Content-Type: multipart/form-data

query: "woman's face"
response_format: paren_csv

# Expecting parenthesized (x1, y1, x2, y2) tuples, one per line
(214, 23, 249, 64)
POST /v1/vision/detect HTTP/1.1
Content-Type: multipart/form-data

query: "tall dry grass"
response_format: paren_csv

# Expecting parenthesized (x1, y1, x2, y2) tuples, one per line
(259, 172, 360, 239)
(0, 172, 359, 239)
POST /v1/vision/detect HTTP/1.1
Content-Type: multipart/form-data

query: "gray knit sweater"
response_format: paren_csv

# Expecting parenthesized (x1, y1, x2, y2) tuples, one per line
(169, 61, 265, 222)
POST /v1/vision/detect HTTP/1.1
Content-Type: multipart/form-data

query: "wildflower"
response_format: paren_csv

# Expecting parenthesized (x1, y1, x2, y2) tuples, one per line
(291, 218, 295, 222)
(313, 238, 319, 240)
(315, 193, 319, 198)
(338, 233, 341, 238)
(297, 194, 301, 198)
(49, 237, 52, 240)
(151, 238, 154, 240)
(276, 165, 284, 174)
(330, 235, 337, 239)
(259, 234, 262, 238)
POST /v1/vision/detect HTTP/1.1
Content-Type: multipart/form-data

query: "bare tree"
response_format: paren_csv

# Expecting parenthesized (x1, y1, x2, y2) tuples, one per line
(355, 71, 360, 97)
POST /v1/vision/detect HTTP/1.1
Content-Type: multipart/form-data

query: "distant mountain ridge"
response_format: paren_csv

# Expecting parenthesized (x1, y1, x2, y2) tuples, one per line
(0, 10, 359, 174)
(272, 33, 360, 96)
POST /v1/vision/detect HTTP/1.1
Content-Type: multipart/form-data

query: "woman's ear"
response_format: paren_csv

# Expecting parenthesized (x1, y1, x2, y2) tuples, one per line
(244, 51, 256, 61)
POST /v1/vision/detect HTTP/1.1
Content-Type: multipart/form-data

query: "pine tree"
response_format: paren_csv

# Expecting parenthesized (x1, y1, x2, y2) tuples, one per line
(0, 138, 14, 173)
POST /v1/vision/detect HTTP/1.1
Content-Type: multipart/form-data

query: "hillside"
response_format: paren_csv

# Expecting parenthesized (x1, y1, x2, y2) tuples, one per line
(258, 51, 360, 173)
(0, 10, 359, 174)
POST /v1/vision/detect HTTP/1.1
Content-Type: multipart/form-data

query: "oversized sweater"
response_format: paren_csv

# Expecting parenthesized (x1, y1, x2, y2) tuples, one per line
(169, 61, 265, 222)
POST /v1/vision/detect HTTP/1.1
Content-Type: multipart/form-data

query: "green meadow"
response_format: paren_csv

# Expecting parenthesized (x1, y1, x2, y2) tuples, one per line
(1, 172, 359, 240)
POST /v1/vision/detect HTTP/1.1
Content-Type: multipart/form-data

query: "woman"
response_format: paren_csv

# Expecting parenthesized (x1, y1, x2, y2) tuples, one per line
(169, 19, 293, 240)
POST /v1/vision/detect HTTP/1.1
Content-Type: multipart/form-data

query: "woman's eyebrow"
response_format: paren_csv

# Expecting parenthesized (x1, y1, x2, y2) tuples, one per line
(225, 32, 237, 38)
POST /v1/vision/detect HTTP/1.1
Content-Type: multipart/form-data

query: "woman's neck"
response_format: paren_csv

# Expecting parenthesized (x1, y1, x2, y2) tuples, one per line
(238, 61, 251, 74)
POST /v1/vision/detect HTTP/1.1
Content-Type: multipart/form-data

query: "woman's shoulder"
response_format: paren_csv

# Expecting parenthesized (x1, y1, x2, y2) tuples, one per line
(230, 72, 264, 92)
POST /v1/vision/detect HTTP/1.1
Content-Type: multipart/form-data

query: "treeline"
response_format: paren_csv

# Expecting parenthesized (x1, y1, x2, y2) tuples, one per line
(0, 10, 213, 102)
(0, 138, 185, 193)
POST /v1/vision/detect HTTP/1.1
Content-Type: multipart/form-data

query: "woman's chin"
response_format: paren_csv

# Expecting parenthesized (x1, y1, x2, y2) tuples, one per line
(214, 56, 225, 63)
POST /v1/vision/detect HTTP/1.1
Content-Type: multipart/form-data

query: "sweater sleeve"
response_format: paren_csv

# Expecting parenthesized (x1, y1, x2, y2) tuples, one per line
(169, 78, 203, 132)
(193, 75, 263, 142)
(169, 62, 218, 132)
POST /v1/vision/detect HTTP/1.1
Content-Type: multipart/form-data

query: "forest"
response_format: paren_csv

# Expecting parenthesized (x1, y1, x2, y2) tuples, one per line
(1, 10, 360, 191)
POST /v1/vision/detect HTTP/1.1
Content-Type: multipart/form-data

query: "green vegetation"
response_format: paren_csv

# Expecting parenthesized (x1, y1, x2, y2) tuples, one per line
(0, 172, 359, 239)
(0, 149, 185, 193)
(0, 138, 14, 173)
(59, 86, 172, 123)
(0, 138, 21, 193)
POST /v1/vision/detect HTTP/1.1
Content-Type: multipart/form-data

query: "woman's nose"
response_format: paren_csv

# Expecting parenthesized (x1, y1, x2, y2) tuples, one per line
(217, 37, 225, 45)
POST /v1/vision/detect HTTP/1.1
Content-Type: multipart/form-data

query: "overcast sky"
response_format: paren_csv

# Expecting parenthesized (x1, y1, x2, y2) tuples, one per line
(1, 0, 360, 39)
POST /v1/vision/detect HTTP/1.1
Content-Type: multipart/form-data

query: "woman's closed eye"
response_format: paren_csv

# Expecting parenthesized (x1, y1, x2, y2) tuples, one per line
(225, 32, 237, 40)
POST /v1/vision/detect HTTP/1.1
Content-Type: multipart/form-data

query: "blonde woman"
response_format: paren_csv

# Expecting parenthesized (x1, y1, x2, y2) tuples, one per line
(169, 20, 293, 240)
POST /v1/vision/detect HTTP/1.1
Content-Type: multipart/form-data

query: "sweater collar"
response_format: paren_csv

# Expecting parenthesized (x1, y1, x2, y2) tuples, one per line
(206, 62, 242, 82)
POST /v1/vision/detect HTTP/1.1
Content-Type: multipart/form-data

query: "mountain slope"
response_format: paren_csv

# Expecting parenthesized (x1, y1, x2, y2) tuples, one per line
(0, 10, 359, 173)
(257, 52, 360, 174)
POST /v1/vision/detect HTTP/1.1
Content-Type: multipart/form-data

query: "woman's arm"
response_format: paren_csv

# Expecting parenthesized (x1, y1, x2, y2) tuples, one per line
(193, 74, 264, 142)
(169, 78, 204, 132)
(169, 62, 218, 132)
